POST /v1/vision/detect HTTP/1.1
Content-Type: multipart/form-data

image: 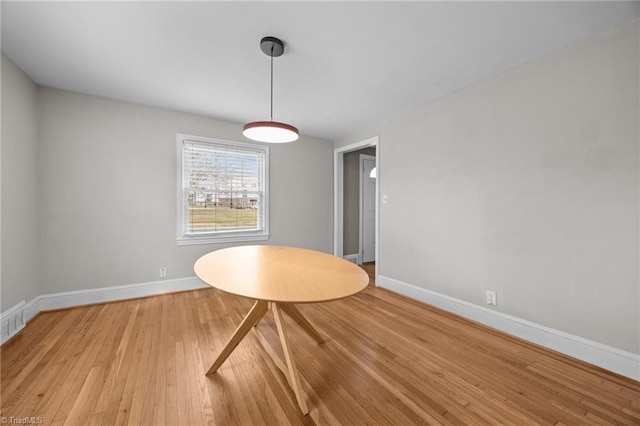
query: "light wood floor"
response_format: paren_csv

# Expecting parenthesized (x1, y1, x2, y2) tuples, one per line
(2, 281, 639, 425)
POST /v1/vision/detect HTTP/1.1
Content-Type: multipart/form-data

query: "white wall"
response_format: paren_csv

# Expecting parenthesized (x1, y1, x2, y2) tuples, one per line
(336, 20, 639, 354)
(37, 88, 333, 294)
(1, 54, 40, 312)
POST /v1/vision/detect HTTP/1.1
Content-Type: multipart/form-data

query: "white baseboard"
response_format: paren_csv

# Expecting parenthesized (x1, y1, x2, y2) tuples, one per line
(1, 276, 208, 345)
(343, 253, 362, 265)
(378, 275, 640, 381)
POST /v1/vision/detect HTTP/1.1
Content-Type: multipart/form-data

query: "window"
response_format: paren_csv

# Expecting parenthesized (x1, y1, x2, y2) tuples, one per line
(177, 134, 269, 245)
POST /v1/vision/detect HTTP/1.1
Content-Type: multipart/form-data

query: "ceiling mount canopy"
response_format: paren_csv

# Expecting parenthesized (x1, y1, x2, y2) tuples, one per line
(243, 36, 299, 143)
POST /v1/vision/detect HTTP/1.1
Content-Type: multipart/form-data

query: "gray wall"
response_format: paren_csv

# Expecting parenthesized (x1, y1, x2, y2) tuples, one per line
(33, 88, 333, 294)
(343, 147, 376, 255)
(336, 20, 639, 354)
(1, 55, 40, 311)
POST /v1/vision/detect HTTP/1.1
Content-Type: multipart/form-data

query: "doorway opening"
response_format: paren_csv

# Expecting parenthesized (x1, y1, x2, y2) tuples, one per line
(333, 136, 379, 286)
(359, 153, 376, 264)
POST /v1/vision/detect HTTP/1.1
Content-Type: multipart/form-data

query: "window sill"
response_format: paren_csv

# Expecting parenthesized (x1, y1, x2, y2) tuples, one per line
(176, 233, 270, 246)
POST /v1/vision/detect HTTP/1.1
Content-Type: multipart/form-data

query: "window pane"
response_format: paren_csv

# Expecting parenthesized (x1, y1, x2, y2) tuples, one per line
(179, 135, 268, 241)
(185, 192, 261, 232)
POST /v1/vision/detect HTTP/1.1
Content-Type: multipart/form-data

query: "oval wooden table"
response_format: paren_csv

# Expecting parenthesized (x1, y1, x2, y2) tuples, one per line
(194, 245, 369, 415)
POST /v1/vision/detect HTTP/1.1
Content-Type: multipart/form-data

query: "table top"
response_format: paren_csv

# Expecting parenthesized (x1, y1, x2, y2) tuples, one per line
(194, 245, 370, 303)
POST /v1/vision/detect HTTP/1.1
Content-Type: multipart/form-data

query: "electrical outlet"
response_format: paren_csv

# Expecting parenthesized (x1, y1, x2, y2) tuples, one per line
(159, 267, 167, 278)
(486, 290, 497, 306)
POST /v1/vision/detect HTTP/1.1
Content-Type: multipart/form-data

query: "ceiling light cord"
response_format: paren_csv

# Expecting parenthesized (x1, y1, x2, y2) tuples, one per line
(270, 44, 274, 122)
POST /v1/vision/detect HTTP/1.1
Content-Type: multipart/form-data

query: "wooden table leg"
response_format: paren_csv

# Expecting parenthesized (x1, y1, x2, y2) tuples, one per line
(280, 303, 326, 344)
(272, 303, 309, 415)
(206, 300, 268, 375)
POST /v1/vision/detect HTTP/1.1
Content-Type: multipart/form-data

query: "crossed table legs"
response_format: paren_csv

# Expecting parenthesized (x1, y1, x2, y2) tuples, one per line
(206, 300, 325, 415)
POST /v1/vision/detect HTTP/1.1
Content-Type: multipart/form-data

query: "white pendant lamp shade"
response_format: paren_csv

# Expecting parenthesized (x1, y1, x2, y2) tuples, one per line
(243, 121, 299, 143)
(243, 36, 298, 143)
(369, 167, 377, 178)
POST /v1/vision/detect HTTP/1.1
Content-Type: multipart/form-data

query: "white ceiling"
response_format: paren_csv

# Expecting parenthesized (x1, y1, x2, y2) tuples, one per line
(2, 1, 639, 141)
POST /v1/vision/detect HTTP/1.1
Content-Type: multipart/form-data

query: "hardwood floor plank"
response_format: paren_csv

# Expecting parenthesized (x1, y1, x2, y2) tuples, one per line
(361, 262, 376, 286)
(64, 365, 104, 425)
(2, 308, 89, 403)
(150, 295, 169, 426)
(164, 321, 179, 424)
(31, 307, 106, 422)
(2, 285, 638, 425)
(93, 301, 138, 414)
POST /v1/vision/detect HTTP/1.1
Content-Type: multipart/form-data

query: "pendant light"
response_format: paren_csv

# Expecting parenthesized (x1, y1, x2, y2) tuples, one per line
(243, 36, 299, 143)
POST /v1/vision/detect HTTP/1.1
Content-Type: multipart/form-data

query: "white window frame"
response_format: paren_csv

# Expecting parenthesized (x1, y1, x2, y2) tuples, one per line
(176, 133, 270, 245)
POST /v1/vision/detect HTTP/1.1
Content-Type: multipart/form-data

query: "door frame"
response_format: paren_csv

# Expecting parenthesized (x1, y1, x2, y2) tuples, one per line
(359, 154, 376, 264)
(333, 136, 379, 282)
